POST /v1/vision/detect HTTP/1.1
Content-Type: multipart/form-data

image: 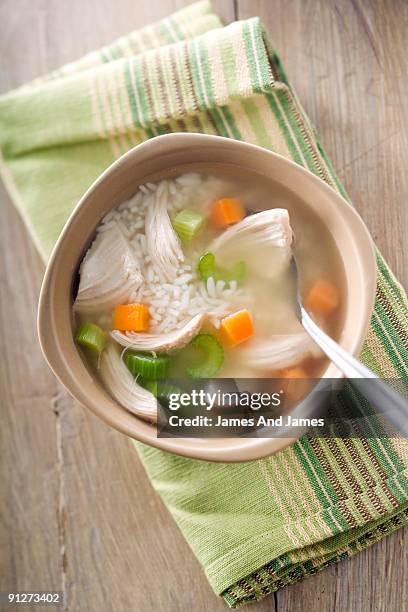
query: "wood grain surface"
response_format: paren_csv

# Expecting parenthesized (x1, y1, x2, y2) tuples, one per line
(0, 1, 406, 611)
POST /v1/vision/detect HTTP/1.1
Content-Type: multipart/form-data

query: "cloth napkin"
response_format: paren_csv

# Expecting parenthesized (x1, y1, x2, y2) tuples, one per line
(1, 1, 407, 607)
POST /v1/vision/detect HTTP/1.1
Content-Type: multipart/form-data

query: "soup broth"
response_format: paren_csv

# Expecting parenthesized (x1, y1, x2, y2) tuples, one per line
(73, 167, 345, 420)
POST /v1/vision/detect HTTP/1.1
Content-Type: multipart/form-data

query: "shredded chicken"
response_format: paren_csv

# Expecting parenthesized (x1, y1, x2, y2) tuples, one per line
(99, 343, 157, 422)
(111, 314, 205, 352)
(74, 223, 142, 314)
(211, 209, 292, 250)
(145, 181, 184, 281)
(210, 209, 293, 279)
(241, 332, 321, 371)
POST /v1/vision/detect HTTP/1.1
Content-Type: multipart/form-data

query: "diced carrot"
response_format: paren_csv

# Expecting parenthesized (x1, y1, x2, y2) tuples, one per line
(279, 367, 310, 405)
(305, 280, 339, 315)
(113, 303, 150, 332)
(280, 367, 308, 379)
(220, 309, 254, 347)
(300, 356, 325, 377)
(210, 198, 245, 228)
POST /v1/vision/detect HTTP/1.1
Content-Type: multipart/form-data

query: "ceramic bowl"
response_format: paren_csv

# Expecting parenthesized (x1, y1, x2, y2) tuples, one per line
(38, 134, 376, 461)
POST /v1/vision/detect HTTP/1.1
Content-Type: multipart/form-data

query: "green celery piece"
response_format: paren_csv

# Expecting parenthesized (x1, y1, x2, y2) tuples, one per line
(75, 322, 106, 356)
(126, 353, 170, 380)
(140, 379, 158, 396)
(226, 260, 246, 284)
(138, 379, 182, 408)
(173, 209, 206, 242)
(186, 334, 224, 378)
(197, 252, 246, 286)
(198, 252, 216, 280)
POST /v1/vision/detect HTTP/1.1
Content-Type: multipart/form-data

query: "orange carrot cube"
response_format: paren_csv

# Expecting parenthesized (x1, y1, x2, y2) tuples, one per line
(220, 309, 254, 346)
(113, 303, 150, 332)
(211, 198, 245, 228)
(305, 280, 339, 316)
(280, 367, 308, 379)
(279, 367, 310, 404)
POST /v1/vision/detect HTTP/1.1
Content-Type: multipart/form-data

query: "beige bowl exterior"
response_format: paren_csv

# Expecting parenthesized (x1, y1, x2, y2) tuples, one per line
(38, 134, 376, 462)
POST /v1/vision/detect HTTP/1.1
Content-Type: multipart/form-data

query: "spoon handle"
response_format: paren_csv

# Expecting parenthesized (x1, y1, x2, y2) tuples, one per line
(300, 306, 408, 437)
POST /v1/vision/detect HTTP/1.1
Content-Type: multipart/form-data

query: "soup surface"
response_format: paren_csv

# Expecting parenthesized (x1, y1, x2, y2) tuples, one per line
(73, 169, 345, 421)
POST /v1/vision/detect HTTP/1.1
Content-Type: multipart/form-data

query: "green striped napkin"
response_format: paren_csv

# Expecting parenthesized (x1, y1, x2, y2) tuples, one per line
(1, 2, 407, 606)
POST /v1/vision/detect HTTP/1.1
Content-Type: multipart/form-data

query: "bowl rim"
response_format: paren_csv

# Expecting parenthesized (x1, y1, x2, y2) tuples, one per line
(38, 133, 377, 462)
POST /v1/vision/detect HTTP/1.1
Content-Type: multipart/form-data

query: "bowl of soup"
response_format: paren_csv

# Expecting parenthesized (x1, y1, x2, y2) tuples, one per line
(38, 134, 376, 461)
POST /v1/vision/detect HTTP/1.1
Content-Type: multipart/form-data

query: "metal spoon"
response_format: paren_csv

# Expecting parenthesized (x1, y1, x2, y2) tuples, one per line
(290, 256, 408, 437)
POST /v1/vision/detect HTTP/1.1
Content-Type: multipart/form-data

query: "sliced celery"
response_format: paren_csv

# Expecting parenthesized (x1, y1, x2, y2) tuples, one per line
(75, 322, 106, 356)
(197, 252, 246, 286)
(173, 209, 206, 242)
(141, 379, 158, 396)
(198, 252, 216, 280)
(157, 382, 182, 406)
(126, 353, 170, 380)
(138, 379, 181, 407)
(186, 334, 224, 378)
(227, 261, 246, 284)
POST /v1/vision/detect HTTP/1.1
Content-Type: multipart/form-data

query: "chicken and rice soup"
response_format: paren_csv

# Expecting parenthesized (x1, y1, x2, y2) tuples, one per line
(73, 171, 345, 422)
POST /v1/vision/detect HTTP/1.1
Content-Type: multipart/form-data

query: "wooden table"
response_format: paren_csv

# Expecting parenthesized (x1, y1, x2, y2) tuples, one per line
(1, 1, 407, 610)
